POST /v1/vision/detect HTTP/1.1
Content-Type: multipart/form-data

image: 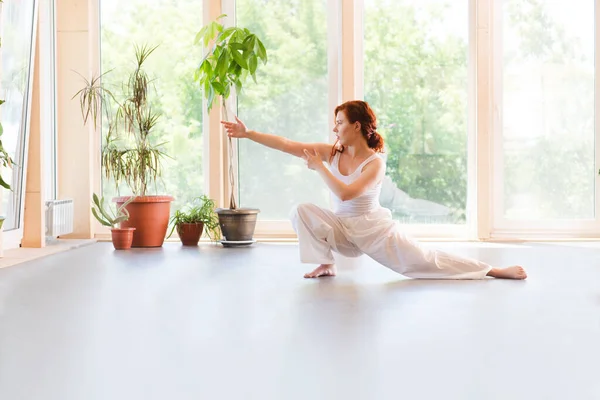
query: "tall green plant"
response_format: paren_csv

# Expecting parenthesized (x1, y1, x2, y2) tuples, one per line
(75, 44, 168, 197)
(193, 14, 267, 209)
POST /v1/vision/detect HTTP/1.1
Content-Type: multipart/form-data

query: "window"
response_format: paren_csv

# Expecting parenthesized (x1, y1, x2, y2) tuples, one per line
(100, 0, 204, 210)
(497, 0, 594, 221)
(364, 0, 470, 225)
(0, 0, 37, 232)
(236, 0, 330, 219)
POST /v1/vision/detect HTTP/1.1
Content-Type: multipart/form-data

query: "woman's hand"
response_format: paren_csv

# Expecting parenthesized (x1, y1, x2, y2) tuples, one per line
(221, 116, 248, 138)
(303, 149, 325, 171)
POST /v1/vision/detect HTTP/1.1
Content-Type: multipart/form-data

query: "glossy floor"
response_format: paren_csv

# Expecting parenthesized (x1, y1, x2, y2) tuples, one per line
(1, 241, 599, 400)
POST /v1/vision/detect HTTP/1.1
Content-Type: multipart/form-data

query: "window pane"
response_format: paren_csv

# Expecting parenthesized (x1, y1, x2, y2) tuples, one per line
(100, 0, 204, 210)
(237, 0, 330, 219)
(501, 0, 594, 220)
(0, 0, 36, 230)
(364, 0, 469, 224)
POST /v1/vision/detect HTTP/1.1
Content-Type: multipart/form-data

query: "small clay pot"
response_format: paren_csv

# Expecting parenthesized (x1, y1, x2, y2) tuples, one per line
(111, 227, 136, 250)
(177, 222, 204, 246)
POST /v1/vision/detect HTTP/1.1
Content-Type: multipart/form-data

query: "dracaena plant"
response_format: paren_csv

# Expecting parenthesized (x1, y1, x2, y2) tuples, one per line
(74, 44, 168, 197)
(193, 14, 267, 209)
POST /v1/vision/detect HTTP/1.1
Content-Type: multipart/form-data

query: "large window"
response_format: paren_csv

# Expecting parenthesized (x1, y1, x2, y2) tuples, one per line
(236, 0, 330, 219)
(364, 0, 469, 225)
(0, 0, 37, 232)
(498, 0, 594, 221)
(100, 0, 204, 211)
(88, 0, 600, 239)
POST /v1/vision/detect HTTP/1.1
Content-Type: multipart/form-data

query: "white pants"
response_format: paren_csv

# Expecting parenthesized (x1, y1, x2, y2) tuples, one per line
(290, 203, 493, 280)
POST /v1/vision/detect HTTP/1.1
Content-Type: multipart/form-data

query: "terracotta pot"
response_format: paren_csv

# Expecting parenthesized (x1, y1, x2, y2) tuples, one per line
(177, 222, 204, 246)
(111, 227, 135, 250)
(113, 195, 174, 247)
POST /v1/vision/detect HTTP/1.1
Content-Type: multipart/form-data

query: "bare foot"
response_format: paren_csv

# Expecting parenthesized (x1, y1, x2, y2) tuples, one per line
(304, 264, 337, 279)
(487, 265, 527, 280)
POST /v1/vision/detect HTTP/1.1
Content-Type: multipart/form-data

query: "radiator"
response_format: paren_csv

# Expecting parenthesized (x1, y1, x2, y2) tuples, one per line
(45, 199, 74, 237)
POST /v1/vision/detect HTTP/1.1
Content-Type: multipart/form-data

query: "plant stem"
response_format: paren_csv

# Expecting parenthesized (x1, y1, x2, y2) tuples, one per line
(222, 97, 237, 209)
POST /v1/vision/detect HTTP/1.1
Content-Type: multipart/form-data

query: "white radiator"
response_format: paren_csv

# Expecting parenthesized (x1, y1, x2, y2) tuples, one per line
(45, 199, 74, 237)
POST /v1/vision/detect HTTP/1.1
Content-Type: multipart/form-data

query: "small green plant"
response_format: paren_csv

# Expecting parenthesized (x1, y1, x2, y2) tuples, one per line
(91, 193, 134, 228)
(168, 195, 220, 241)
(193, 14, 267, 209)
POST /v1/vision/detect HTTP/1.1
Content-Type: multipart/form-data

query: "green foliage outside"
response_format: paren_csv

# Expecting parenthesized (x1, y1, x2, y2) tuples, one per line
(101, 0, 593, 223)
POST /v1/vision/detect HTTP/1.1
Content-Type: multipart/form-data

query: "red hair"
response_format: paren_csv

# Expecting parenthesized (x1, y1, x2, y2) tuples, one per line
(330, 100, 385, 161)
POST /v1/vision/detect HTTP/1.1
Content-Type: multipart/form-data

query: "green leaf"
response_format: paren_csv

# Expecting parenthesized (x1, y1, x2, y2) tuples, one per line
(201, 58, 212, 75)
(229, 42, 245, 52)
(0, 174, 10, 190)
(203, 22, 217, 47)
(220, 50, 230, 80)
(256, 38, 268, 62)
(113, 215, 129, 225)
(248, 53, 258, 75)
(217, 27, 236, 44)
(194, 26, 208, 45)
(243, 34, 256, 51)
(234, 78, 243, 95)
(233, 64, 242, 76)
(211, 81, 225, 94)
(207, 84, 215, 111)
(215, 49, 228, 79)
(92, 192, 101, 207)
(92, 208, 112, 227)
(230, 50, 248, 69)
(97, 196, 115, 222)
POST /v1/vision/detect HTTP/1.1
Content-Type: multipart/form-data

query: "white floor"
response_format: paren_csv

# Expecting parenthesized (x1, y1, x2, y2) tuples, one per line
(1, 241, 599, 400)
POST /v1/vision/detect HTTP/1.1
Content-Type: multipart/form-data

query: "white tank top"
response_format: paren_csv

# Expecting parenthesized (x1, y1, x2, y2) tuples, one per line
(329, 151, 383, 217)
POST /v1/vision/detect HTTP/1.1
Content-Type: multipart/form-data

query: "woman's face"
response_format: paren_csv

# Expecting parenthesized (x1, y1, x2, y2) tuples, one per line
(333, 111, 360, 146)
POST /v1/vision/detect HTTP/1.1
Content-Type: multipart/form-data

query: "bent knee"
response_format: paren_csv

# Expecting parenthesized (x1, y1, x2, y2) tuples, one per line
(289, 203, 316, 221)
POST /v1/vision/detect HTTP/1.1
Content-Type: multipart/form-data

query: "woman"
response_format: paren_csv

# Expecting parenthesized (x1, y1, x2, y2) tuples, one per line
(221, 101, 527, 280)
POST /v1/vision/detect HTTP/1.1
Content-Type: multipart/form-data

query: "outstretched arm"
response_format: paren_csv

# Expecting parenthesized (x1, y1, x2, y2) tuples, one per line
(303, 149, 385, 201)
(221, 116, 333, 162)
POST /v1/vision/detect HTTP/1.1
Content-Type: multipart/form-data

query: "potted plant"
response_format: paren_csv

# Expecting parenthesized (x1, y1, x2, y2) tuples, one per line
(167, 195, 220, 246)
(75, 44, 174, 247)
(91, 193, 136, 250)
(193, 15, 268, 244)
